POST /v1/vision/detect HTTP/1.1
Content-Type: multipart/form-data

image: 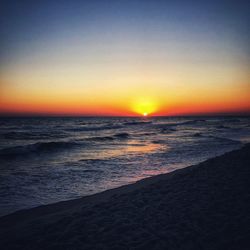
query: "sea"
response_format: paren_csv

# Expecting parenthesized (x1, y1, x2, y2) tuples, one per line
(0, 116, 250, 216)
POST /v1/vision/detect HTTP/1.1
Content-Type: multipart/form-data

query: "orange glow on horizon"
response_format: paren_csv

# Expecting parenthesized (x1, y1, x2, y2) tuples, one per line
(0, 96, 249, 116)
(0, 79, 250, 116)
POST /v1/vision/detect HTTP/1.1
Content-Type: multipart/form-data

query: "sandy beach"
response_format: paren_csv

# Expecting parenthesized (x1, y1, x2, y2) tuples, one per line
(0, 144, 250, 250)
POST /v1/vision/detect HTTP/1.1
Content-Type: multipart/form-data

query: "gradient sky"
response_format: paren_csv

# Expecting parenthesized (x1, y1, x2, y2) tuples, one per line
(0, 0, 249, 116)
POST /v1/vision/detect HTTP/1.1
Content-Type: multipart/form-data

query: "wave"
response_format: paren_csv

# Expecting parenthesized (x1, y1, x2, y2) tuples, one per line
(208, 136, 241, 144)
(0, 141, 80, 158)
(160, 127, 176, 134)
(82, 169, 103, 173)
(178, 119, 207, 126)
(158, 119, 206, 129)
(86, 136, 115, 142)
(216, 125, 230, 129)
(66, 124, 123, 132)
(189, 132, 241, 144)
(85, 132, 130, 142)
(156, 122, 186, 129)
(223, 118, 241, 123)
(152, 140, 165, 144)
(138, 132, 156, 136)
(123, 121, 152, 126)
(154, 123, 177, 133)
(79, 158, 104, 162)
(193, 133, 202, 137)
(0, 131, 66, 140)
(114, 132, 130, 138)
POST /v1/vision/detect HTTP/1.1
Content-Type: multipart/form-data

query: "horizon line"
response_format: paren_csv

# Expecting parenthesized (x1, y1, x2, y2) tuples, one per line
(0, 112, 250, 118)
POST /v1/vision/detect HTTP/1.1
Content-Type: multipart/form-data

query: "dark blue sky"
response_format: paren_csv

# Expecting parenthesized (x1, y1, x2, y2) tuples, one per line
(0, 0, 249, 61)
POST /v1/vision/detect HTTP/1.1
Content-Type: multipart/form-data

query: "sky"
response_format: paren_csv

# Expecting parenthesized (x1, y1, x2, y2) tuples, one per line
(0, 0, 249, 116)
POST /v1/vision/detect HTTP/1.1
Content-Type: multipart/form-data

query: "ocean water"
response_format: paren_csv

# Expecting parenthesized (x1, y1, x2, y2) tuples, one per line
(0, 116, 250, 216)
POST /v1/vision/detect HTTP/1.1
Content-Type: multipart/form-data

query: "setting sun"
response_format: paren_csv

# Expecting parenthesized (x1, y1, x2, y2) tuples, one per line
(132, 98, 159, 116)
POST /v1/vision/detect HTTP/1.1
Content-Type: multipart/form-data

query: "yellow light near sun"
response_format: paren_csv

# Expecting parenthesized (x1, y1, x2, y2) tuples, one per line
(132, 99, 158, 116)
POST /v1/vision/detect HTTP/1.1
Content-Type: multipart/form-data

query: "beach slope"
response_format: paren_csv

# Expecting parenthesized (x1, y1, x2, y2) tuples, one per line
(0, 144, 250, 250)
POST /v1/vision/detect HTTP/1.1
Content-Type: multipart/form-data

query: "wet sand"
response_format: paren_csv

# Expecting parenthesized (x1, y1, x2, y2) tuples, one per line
(0, 144, 250, 250)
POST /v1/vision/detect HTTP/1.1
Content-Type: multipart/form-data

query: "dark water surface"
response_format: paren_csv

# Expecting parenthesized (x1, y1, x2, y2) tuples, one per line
(0, 116, 249, 216)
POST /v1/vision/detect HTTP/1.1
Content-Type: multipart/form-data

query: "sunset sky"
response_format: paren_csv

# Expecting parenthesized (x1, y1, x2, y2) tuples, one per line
(0, 0, 249, 116)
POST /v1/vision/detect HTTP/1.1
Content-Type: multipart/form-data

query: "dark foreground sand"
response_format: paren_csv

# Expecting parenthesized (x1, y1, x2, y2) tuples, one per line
(0, 144, 250, 250)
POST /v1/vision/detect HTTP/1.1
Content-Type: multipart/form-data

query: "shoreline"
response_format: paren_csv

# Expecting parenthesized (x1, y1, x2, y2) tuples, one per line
(0, 145, 243, 219)
(1, 143, 250, 249)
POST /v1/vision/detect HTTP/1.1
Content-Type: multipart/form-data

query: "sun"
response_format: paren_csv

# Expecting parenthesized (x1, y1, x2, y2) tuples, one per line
(132, 98, 158, 116)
